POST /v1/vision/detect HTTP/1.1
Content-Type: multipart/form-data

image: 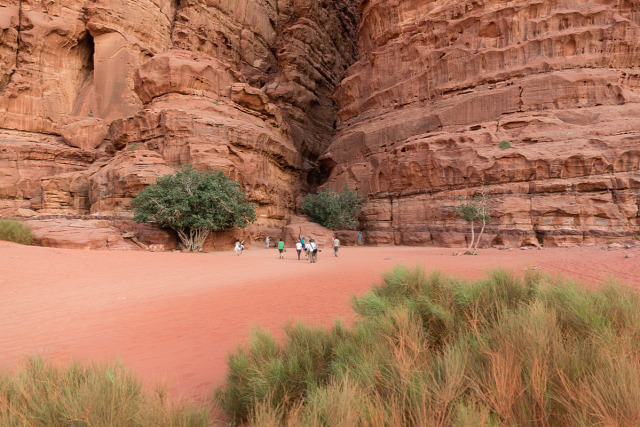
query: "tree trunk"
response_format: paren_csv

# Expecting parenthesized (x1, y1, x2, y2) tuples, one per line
(473, 219, 487, 255)
(467, 220, 475, 253)
(175, 227, 210, 251)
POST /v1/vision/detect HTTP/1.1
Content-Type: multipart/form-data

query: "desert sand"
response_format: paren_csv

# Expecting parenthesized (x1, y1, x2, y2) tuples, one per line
(1, 242, 638, 402)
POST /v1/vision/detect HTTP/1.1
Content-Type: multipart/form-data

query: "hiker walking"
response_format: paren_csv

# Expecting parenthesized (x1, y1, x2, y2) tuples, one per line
(234, 239, 242, 256)
(265, 236, 270, 248)
(278, 239, 285, 259)
(309, 239, 318, 263)
(305, 240, 311, 259)
(333, 237, 340, 257)
(296, 240, 302, 260)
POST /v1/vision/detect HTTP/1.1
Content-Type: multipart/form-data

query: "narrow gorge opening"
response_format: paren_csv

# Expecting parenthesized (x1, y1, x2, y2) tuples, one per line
(77, 32, 95, 80)
(70, 31, 95, 116)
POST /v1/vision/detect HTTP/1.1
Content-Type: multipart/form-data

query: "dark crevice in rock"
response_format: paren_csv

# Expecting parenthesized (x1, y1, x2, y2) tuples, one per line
(15, 0, 22, 73)
(70, 31, 96, 116)
(169, 0, 182, 46)
(1, 0, 22, 95)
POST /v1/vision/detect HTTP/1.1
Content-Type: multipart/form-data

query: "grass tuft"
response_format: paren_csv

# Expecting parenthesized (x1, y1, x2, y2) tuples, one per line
(216, 266, 640, 425)
(0, 356, 210, 426)
(0, 219, 33, 245)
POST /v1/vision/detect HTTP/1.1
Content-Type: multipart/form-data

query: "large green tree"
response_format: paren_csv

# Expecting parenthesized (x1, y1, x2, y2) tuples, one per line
(301, 185, 364, 229)
(132, 166, 256, 251)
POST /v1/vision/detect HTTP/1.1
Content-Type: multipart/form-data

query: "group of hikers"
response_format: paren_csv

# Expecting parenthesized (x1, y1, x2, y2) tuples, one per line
(264, 235, 342, 262)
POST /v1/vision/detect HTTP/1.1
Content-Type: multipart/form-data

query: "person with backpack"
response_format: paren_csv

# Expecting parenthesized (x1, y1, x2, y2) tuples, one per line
(333, 237, 340, 257)
(309, 239, 318, 263)
(305, 240, 311, 259)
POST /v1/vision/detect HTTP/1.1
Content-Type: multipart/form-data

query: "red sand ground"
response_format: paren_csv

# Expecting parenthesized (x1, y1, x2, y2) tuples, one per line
(1, 242, 639, 404)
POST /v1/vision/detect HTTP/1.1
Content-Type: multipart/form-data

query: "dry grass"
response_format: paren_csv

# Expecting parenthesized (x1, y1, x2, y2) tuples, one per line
(216, 266, 640, 426)
(0, 357, 211, 426)
(0, 219, 33, 245)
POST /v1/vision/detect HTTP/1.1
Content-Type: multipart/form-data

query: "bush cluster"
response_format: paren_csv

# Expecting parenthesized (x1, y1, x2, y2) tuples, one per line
(216, 266, 640, 425)
(0, 357, 210, 426)
(0, 219, 33, 245)
(301, 185, 363, 229)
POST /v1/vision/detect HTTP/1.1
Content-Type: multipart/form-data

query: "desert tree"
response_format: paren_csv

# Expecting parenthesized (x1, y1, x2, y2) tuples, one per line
(301, 185, 364, 229)
(132, 166, 256, 251)
(453, 186, 492, 255)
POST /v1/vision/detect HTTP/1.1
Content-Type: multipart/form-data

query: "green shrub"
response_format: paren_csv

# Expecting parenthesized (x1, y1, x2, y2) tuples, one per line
(216, 266, 640, 425)
(132, 165, 256, 251)
(499, 140, 511, 149)
(0, 219, 33, 245)
(301, 185, 364, 229)
(0, 356, 210, 426)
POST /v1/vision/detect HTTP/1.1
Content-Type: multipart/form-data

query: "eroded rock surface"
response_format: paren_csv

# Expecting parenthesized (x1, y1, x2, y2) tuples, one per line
(0, 0, 359, 248)
(323, 0, 640, 247)
(2, 0, 640, 249)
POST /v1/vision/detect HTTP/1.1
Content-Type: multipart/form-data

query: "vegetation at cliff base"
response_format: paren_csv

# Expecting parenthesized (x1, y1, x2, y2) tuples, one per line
(216, 266, 640, 426)
(0, 357, 210, 426)
(301, 185, 364, 229)
(453, 186, 492, 255)
(132, 165, 256, 252)
(0, 219, 33, 245)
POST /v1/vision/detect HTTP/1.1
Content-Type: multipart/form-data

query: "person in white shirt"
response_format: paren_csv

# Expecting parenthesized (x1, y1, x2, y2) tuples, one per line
(295, 240, 303, 260)
(305, 241, 311, 259)
(309, 239, 318, 263)
(234, 239, 242, 256)
(333, 237, 340, 257)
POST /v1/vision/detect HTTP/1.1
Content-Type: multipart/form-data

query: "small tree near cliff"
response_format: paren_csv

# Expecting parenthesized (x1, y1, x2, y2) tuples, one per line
(132, 166, 256, 252)
(453, 186, 492, 255)
(301, 185, 364, 229)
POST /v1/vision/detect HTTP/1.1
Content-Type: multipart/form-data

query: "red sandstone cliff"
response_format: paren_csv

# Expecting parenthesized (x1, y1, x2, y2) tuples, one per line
(1, 0, 639, 249)
(0, 0, 358, 248)
(322, 0, 640, 247)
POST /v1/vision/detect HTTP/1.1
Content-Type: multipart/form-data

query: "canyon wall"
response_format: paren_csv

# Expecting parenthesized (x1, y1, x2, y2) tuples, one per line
(2, 0, 640, 249)
(0, 0, 358, 248)
(322, 0, 640, 247)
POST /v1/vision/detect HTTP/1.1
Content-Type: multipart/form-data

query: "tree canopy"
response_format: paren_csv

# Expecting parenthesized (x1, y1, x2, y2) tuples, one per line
(301, 185, 364, 229)
(132, 166, 256, 251)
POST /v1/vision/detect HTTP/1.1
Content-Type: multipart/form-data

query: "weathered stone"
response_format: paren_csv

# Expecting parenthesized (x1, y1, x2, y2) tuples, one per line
(134, 50, 235, 104)
(283, 218, 334, 248)
(24, 218, 140, 250)
(2, 0, 640, 250)
(60, 117, 108, 150)
(323, 0, 640, 247)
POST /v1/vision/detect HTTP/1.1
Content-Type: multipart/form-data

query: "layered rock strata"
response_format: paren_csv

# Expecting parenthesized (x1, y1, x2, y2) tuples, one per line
(0, 0, 359, 248)
(322, 0, 640, 246)
(2, 0, 639, 249)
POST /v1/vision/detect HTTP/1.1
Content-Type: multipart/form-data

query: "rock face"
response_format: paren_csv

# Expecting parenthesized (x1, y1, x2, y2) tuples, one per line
(0, 0, 359, 248)
(322, 0, 640, 247)
(2, 0, 640, 249)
